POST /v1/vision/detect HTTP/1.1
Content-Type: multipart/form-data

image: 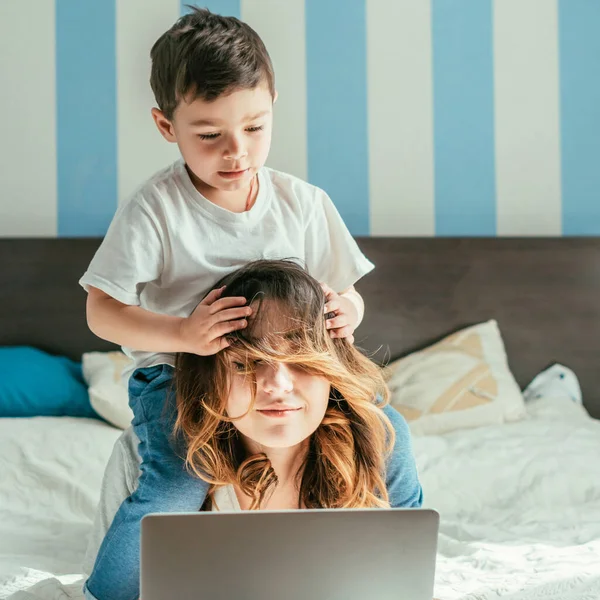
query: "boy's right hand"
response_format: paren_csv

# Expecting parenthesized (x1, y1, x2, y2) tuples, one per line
(179, 286, 251, 355)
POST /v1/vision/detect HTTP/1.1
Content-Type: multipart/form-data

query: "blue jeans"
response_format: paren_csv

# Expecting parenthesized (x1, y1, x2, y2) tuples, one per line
(84, 365, 210, 600)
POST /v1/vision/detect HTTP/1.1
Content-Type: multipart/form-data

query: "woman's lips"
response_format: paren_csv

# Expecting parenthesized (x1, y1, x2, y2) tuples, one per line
(257, 407, 302, 418)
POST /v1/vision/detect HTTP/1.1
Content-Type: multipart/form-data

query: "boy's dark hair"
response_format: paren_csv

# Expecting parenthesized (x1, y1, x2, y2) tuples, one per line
(150, 6, 275, 120)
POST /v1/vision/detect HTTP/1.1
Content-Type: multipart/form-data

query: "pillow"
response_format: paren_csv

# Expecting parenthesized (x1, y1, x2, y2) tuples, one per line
(82, 351, 134, 429)
(0, 346, 96, 418)
(523, 363, 589, 421)
(523, 363, 582, 405)
(385, 320, 526, 435)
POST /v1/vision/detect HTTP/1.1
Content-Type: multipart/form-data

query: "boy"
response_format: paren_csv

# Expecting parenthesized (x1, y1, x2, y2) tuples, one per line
(81, 8, 420, 600)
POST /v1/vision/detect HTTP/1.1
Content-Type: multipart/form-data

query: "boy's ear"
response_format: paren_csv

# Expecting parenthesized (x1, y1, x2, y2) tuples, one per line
(273, 90, 278, 104)
(151, 108, 177, 143)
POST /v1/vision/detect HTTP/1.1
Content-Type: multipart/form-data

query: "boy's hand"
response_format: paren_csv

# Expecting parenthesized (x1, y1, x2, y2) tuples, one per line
(179, 286, 252, 355)
(321, 283, 359, 344)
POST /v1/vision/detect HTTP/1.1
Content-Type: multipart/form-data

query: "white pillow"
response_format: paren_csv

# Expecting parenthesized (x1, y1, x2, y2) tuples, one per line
(523, 363, 589, 421)
(82, 351, 133, 429)
(385, 320, 526, 435)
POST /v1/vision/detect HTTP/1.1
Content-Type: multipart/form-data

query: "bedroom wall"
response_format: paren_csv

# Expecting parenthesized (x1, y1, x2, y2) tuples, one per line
(0, 0, 598, 238)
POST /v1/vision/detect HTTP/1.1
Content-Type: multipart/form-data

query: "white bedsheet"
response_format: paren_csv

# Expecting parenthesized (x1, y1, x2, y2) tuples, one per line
(420, 397, 600, 599)
(1, 397, 599, 600)
(0, 417, 120, 599)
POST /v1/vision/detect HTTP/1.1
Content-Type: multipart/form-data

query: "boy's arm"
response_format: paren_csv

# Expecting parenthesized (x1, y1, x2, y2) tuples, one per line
(86, 286, 251, 355)
(303, 188, 374, 295)
(303, 188, 373, 340)
(321, 284, 365, 342)
(339, 285, 365, 328)
(87, 287, 186, 352)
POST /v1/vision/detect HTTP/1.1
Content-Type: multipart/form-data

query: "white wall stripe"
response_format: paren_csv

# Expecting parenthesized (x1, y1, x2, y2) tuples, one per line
(241, 0, 307, 181)
(494, 0, 562, 236)
(116, 0, 180, 206)
(367, 0, 435, 236)
(0, 0, 57, 237)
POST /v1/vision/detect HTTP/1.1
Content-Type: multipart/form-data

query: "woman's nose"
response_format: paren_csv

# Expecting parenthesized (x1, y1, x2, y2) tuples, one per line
(259, 363, 294, 396)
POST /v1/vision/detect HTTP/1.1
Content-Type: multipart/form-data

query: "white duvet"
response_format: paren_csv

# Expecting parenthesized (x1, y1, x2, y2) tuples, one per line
(1, 397, 599, 600)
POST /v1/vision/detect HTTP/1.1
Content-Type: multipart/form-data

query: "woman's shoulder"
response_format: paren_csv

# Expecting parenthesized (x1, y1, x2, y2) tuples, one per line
(380, 403, 412, 445)
(379, 404, 424, 508)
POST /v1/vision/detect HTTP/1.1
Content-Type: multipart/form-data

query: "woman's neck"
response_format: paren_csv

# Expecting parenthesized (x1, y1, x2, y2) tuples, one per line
(234, 438, 309, 510)
(244, 438, 308, 485)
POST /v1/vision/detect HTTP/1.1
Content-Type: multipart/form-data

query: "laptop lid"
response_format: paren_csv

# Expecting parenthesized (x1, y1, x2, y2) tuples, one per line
(141, 508, 439, 600)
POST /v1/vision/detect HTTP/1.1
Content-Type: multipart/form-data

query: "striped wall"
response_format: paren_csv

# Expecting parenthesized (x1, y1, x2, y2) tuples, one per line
(1, 0, 599, 237)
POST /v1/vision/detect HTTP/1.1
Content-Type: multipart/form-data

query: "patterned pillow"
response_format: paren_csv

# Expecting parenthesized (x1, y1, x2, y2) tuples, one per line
(385, 320, 526, 435)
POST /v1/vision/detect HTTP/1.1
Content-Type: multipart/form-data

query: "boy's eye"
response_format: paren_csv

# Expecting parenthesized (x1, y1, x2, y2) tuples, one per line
(198, 126, 262, 140)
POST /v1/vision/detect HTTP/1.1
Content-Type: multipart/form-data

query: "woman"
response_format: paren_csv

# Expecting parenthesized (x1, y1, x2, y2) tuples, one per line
(83, 260, 422, 594)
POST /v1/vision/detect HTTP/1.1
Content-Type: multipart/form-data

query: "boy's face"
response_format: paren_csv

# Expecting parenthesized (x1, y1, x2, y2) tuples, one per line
(152, 83, 274, 195)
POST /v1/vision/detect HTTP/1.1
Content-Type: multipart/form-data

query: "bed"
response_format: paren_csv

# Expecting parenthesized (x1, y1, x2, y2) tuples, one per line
(1, 237, 599, 600)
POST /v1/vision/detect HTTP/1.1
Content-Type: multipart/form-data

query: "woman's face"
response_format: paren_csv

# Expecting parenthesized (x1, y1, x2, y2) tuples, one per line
(227, 361, 331, 450)
(225, 304, 331, 450)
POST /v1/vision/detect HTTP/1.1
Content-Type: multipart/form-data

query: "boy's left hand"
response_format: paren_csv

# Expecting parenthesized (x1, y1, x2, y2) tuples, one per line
(320, 283, 358, 343)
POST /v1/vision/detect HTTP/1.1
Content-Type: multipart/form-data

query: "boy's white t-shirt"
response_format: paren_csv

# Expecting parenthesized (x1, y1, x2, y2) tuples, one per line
(79, 159, 374, 372)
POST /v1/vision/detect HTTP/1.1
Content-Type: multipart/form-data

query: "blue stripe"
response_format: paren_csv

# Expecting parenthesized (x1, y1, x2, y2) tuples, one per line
(431, 0, 496, 236)
(55, 1, 117, 237)
(558, 1, 600, 235)
(306, 0, 369, 236)
(182, 1, 240, 17)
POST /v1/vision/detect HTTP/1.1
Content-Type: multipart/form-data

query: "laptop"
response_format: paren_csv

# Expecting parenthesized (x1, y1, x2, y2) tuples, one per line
(141, 508, 439, 600)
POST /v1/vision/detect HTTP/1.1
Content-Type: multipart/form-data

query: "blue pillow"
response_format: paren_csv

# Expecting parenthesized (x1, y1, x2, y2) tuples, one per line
(0, 346, 97, 418)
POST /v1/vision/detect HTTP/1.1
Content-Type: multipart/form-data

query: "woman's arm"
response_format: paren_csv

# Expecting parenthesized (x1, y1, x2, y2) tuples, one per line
(380, 404, 423, 507)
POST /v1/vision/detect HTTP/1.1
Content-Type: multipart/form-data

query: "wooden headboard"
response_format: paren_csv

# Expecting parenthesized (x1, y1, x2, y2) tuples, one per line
(1, 237, 599, 418)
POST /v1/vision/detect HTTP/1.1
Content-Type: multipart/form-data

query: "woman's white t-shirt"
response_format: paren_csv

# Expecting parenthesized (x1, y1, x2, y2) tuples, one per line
(211, 484, 242, 512)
